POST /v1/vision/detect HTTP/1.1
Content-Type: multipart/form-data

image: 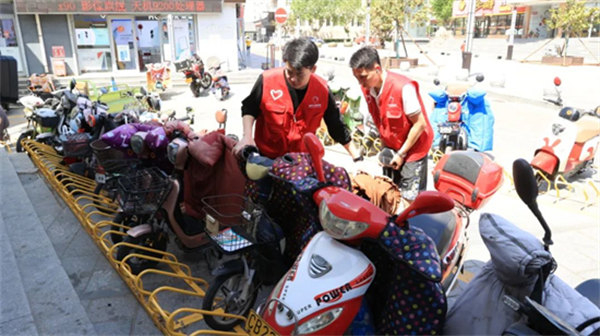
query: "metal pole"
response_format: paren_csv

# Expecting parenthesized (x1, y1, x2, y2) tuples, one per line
(365, 0, 371, 45)
(462, 0, 476, 71)
(465, 0, 476, 52)
(506, 7, 517, 60)
(35, 14, 49, 73)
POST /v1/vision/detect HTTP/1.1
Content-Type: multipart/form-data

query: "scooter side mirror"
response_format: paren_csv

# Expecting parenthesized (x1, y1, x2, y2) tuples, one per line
(70, 78, 76, 91)
(303, 133, 325, 182)
(475, 74, 485, 82)
(433, 78, 440, 86)
(215, 109, 227, 124)
(512, 159, 553, 250)
(395, 191, 455, 225)
(553, 77, 561, 87)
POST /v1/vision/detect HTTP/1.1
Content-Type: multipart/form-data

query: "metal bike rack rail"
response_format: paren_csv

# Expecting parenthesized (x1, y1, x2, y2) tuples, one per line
(22, 139, 250, 336)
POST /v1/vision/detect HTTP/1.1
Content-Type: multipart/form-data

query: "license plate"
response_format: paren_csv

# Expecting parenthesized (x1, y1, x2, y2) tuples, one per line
(185, 77, 193, 83)
(95, 173, 106, 184)
(439, 126, 454, 134)
(245, 310, 279, 336)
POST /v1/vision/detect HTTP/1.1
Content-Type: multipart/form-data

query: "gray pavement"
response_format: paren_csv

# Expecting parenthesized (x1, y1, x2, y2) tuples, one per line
(1, 36, 598, 335)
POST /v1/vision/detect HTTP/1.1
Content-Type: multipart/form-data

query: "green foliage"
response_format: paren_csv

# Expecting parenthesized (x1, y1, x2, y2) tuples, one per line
(431, 0, 453, 26)
(289, 0, 362, 37)
(370, 0, 430, 50)
(547, 0, 599, 56)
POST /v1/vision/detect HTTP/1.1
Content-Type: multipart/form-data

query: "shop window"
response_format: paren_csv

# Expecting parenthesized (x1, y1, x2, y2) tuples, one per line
(0, 18, 23, 71)
(74, 15, 111, 73)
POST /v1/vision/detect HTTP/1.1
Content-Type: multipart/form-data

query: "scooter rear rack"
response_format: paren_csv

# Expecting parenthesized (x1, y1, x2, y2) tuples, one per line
(22, 139, 253, 336)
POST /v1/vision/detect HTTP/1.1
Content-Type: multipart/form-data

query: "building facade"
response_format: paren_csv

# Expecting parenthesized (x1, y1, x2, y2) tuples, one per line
(450, 0, 600, 39)
(0, 0, 245, 76)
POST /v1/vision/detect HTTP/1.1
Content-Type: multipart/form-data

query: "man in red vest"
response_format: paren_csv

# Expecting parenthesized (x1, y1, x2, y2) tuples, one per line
(350, 47, 433, 203)
(233, 37, 361, 161)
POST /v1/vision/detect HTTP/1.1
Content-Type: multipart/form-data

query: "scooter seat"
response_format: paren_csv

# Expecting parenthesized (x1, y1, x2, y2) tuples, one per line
(446, 83, 470, 97)
(408, 210, 456, 258)
(575, 115, 600, 143)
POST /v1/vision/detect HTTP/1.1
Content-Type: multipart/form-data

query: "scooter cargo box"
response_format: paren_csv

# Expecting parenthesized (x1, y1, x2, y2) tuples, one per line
(35, 108, 60, 128)
(433, 151, 503, 210)
(174, 59, 192, 72)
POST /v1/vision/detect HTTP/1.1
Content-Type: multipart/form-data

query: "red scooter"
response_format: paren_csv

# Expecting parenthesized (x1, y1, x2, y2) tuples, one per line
(253, 135, 503, 335)
(174, 54, 212, 97)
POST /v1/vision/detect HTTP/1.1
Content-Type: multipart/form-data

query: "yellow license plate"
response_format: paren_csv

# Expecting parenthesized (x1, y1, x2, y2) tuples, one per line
(245, 310, 279, 336)
(185, 77, 193, 83)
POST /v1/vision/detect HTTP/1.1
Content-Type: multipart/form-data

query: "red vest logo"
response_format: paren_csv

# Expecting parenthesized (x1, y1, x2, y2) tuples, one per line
(309, 96, 322, 109)
(270, 89, 283, 101)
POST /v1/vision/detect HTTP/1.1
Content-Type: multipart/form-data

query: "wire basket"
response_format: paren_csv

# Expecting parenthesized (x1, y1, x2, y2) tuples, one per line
(62, 133, 92, 158)
(202, 194, 281, 254)
(101, 158, 141, 175)
(116, 167, 171, 215)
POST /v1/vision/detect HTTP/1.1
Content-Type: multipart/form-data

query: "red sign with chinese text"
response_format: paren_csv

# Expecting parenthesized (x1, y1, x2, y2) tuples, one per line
(14, 0, 221, 13)
(52, 46, 66, 58)
(452, 0, 526, 17)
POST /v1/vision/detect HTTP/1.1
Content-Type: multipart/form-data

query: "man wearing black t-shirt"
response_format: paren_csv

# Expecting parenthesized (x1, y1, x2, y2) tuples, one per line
(233, 37, 361, 161)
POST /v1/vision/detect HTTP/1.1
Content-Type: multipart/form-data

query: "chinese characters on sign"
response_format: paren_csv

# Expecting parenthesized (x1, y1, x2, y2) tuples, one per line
(15, 0, 221, 13)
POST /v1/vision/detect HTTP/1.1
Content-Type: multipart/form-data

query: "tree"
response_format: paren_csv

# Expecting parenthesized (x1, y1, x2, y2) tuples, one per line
(289, 0, 361, 40)
(547, 0, 600, 57)
(370, 0, 430, 56)
(431, 0, 453, 27)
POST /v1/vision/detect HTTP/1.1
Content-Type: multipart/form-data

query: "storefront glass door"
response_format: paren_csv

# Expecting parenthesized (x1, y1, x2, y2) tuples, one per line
(135, 17, 162, 71)
(109, 18, 138, 71)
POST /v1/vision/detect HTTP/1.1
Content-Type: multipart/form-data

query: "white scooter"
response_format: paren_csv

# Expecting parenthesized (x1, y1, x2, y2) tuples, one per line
(532, 77, 600, 180)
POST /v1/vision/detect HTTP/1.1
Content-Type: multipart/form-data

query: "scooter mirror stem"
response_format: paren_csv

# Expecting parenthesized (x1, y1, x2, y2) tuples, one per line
(303, 133, 325, 182)
(512, 159, 553, 250)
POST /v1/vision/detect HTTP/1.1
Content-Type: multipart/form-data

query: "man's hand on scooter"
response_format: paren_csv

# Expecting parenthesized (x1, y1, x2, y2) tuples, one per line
(390, 153, 405, 170)
(232, 135, 256, 157)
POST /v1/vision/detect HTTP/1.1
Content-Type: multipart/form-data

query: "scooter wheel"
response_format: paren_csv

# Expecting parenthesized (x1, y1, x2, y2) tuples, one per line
(202, 271, 258, 331)
(16, 131, 34, 152)
(115, 232, 167, 275)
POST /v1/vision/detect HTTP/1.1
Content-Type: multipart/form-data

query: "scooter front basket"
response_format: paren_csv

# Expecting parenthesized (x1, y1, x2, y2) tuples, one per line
(202, 194, 280, 254)
(116, 167, 171, 215)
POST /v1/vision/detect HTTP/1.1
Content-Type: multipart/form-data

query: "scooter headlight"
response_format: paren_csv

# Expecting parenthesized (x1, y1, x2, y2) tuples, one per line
(296, 307, 343, 334)
(319, 201, 368, 240)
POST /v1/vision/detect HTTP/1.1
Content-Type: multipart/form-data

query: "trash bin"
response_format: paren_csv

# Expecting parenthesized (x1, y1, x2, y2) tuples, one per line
(0, 55, 18, 107)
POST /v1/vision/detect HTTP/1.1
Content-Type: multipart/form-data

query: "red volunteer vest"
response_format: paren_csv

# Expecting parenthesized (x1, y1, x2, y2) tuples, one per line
(363, 72, 433, 162)
(256, 68, 329, 159)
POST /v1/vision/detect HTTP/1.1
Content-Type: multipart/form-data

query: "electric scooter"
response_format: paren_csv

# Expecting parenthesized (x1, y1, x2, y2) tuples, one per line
(429, 73, 494, 153)
(113, 114, 246, 274)
(531, 77, 600, 180)
(444, 159, 600, 335)
(253, 134, 503, 335)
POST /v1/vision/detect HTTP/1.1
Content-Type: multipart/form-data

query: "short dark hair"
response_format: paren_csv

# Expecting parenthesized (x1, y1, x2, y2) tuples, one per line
(282, 38, 319, 70)
(349, 46, 381, 70)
